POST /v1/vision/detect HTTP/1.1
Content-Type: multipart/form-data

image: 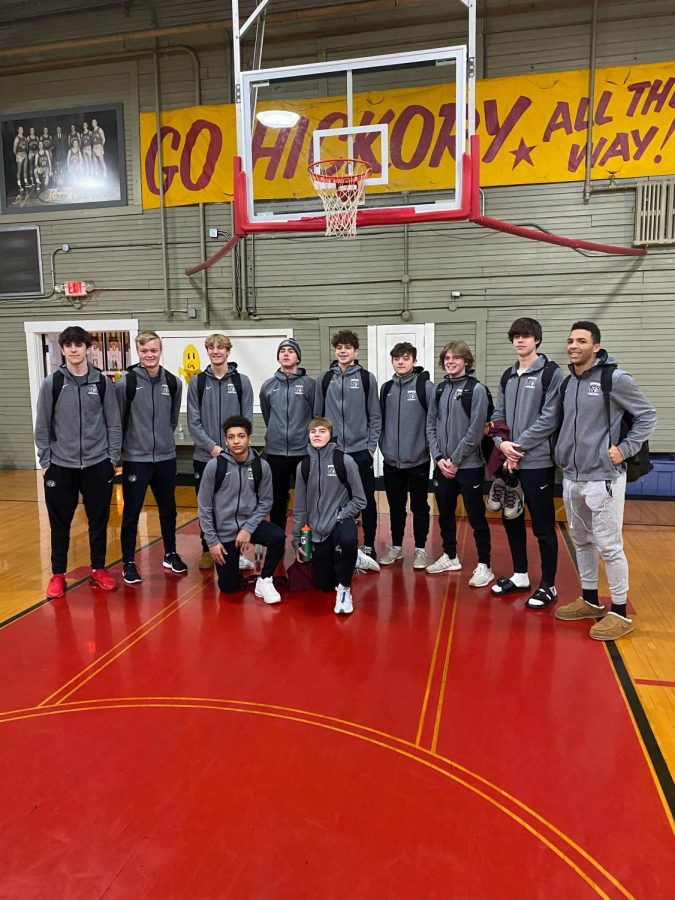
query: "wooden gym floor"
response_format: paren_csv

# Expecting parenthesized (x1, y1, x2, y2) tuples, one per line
(1, 470, 674, 899)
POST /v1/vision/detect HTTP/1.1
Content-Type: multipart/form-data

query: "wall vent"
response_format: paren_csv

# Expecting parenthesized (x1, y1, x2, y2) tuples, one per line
(634, 179, 675, 246)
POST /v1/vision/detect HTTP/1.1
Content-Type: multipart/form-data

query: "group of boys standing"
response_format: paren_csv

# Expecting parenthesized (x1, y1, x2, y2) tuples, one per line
(35, 317, 656, 640)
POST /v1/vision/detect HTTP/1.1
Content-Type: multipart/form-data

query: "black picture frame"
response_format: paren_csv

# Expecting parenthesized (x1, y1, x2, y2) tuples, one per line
(0, 102, 127, 213)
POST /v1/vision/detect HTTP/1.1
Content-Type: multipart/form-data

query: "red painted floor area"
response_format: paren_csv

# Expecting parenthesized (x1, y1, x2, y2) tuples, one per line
(1, 517, 673, 900)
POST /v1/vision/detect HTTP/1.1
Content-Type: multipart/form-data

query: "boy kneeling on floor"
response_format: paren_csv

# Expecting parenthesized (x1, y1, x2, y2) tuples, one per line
(198, 416, 286, 604)
(292, 417, 378, 614)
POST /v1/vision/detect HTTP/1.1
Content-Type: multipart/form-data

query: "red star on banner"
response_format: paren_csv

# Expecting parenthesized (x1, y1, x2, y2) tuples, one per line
(510, 138, 536, 168)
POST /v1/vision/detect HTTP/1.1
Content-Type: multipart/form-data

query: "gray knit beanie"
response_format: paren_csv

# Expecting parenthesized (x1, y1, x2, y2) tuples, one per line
(277, 338, 302, 362)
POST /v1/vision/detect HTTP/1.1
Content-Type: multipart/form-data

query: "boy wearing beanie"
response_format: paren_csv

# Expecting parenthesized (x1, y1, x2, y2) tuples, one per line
(260, 338, 315, 530)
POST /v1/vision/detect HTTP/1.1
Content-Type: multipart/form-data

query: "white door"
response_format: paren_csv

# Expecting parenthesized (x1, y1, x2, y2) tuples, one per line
(367, 322, 435, 476)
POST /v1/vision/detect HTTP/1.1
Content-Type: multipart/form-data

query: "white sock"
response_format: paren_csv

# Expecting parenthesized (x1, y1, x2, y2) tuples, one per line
(511, 572, 529, 587)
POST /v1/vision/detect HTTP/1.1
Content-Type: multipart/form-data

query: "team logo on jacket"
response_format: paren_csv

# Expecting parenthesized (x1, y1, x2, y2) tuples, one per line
(87, 385, 99, 396)
(161, 384, 170, 396)
(227, 383, 237, 394)
(247, 469, 254, 480)
(588, 382, 601, 396)
(327, 465, 337, 477)
(454, 390, 463, 400)
(294, 386, 304, 395)
(406, 390, 417, 402)
(525, 377, 537, 389)
(349, 378, 360, 390)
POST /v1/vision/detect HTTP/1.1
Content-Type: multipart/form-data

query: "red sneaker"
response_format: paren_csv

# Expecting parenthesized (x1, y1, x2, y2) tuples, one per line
(46, 573, 66, 599)
(89, 568, 117, 591)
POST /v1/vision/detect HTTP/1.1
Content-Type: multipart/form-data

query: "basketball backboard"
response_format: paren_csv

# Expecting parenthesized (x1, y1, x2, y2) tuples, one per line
(236, 46, 470, 231)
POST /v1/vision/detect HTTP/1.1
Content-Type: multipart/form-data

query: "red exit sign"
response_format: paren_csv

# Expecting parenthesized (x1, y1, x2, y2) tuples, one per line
(65, 281, 87, 296)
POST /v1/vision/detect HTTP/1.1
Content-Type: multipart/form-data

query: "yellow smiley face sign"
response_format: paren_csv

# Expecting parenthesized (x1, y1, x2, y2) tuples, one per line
(178, 344, 201, 382)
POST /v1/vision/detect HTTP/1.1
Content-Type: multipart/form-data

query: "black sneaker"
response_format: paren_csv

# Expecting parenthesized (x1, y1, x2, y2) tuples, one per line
(123, 561, 142, 584)
(163, 552, 188, 574)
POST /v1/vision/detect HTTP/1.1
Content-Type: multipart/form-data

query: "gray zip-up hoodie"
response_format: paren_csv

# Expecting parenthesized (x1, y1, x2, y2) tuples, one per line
(187, 363, 254, 462)
(115, 365, 182, 462)
(292, 441, 366, 547)
(35, 364, 122, 469)
(379, 367, 434, 469)
(492, 354, 563, 470)
(313, 361, 381, 453)
(555, 350, 657, 482)
(260, 368, 316, 456)
(197, 448, 273, 546)
(426, 371, 488, 469)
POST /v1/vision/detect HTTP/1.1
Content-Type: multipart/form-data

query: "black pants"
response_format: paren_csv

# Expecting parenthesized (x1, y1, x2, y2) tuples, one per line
(433, 465, 491, 564)
(348, 449, 377, 547)
(383, 461, 430, 548)
(120, 459, 177, 563)
(43, 459, 115, 574)
(193, 459, 210, 552)
(502, 467, 558, 587)
(215, 521, 286, 594)
(266, 453, 307, 531)
(312, 519, 359, 590)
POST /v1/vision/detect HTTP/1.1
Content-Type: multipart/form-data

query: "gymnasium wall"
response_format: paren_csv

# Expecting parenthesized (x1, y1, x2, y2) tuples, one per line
(0, 0, 673, 467)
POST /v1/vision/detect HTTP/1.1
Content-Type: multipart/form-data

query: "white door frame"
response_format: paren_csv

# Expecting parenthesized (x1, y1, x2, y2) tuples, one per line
(24, 318, 139, 468)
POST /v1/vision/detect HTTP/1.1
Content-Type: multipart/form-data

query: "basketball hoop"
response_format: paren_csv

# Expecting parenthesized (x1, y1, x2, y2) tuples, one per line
(308, 158, 372, 237)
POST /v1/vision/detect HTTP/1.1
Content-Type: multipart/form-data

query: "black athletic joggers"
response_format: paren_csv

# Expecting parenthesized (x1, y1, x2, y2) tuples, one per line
(501, 467, 558, 587)
(43, 458, 115, 574)
(348, 449, 377, 548)
(214, 521, 286, 593)
(382, 461, 430, 548)
(311, 519, 359, 590)
(265, 453, 307, 531)
(433, 465, 491, 564)
(120, 459, 177, 563)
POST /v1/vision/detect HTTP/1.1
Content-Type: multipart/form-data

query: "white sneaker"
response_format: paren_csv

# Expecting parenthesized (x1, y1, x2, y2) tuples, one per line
(356, 549, 380, 573)
(413, 548, 428, 569)
(469, 563, 495, 587)
(334, 584, 353, 614)
(380, 546, 403, 566)
(426, 553, 461, 574)
(254, 576, 281, 604)
(239, 555, 255, 570)
(486, 476, 506, 512)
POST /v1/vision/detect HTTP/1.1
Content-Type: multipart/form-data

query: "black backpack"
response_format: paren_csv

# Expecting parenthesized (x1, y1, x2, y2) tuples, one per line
(435, 376, 495, 463)
(380, 370, 430, 431)
(321, 368, 371, 424)
(123, 365, 178, 433)
(50, 368, 106, 440)
(499, 357, 559, 415)
(300, 448, 352, 500)
(214, 453, 263, 499)
(197, 369, 243, 412)
(559, 365, 652, 483)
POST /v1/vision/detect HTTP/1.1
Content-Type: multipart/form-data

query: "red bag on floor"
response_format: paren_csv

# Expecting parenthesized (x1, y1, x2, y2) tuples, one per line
(287, 560, 315, 592)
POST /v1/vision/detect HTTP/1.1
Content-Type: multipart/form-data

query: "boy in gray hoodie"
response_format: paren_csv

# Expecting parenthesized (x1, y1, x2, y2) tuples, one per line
(187, 333, 255, 571)
(292, 417, 377, 614)
(34, 325, 122, 598)
(197, 416, 286, 604)
(115, 331, 186, 585)
(554, 321, 656, 641)
(425, 341, 494, 587)
(378, 341, 435, 569)
(260, 338, 315, 530)
(313, 329, 381, 559)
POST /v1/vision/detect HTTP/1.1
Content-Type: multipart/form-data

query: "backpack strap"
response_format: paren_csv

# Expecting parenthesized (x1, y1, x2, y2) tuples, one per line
(251, 453, 263, 500)
(360, 369, 371, 424)
(301, 455, 311, 485)
(500, 366, 512, 395)
(214, 454, 228, 493)
(230, 370, 243, 413)
(435, 381, 444, 410)
(538, 358, 559, 413)
(460, 379, 476, 419)
(333, 448, 353, 500)
(165, 370, 178, 400)
(600, 365, 617, 448)
(380, 380, 394, 431)
(50, 370, 65, 441)
(320, 371, 333, 416)
(197, 371, 207, 408)
(416, 371, 430, 412)
(123, 369, 137, 434)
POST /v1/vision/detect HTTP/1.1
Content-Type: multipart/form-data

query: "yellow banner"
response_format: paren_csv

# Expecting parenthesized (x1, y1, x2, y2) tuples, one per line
(140, 61, 675, 208)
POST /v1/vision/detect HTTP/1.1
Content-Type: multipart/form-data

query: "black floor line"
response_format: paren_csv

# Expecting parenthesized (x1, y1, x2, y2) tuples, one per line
(0, 515, 199, 629)
(558, 521, 675, 817)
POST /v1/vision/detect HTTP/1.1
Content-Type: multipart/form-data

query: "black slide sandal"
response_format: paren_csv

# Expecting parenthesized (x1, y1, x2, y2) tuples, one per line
(491, 576, 531, 596)
(525, 587, 557, 609)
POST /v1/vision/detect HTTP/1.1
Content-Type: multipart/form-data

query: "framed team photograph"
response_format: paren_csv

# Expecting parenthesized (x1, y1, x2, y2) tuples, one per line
(0, 102, 127, 213)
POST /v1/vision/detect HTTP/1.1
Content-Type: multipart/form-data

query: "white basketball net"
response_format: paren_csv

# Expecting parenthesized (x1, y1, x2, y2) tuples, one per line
(308, 159, 372, 237)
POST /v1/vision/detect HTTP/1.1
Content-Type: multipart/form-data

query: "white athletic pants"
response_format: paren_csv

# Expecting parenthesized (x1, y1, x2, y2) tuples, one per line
(562, 473, 628, 605)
